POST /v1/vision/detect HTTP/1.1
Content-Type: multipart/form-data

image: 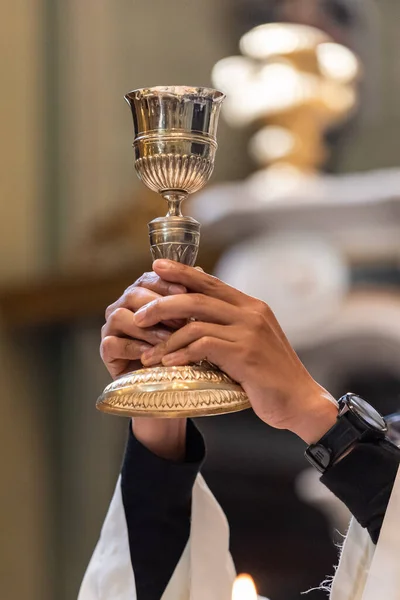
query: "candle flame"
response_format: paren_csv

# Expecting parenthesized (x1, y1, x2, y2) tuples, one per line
(232, 574, 257, 600)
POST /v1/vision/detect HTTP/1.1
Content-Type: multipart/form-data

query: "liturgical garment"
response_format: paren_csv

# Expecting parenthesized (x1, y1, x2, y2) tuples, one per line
(78, 427, 400, 600)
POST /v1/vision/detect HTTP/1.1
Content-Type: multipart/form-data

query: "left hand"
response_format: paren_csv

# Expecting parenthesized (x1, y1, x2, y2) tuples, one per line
(100, 269, 188, 460)
(136, 259, 338, 444)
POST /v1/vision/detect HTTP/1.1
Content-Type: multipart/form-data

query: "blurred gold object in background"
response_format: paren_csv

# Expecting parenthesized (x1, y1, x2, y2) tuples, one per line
(96, 86, 249, 418)
(74, 23, 361, 275)
(212, 22, 361, 181)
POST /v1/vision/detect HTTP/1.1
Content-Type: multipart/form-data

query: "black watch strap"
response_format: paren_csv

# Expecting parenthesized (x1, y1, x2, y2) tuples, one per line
(305, 415, 361, 472)
(305, 394, 388, 473)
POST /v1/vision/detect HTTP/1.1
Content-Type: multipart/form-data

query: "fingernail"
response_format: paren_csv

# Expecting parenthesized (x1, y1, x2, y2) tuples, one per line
(139, 343, 152, 353)
(168, 284, 186, 294)
(153, 259, 171, 269)
(195, 266, 204, 272)
(134, 308, 146, 323)
(162, 352, 182, 366)
(141, 347, 155, 361)
(155, 329, 170, 341)
(142, 347, 164, 367)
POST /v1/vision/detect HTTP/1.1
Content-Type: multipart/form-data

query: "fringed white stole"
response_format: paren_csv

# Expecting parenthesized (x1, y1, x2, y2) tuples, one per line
(331, 466, 400, 600)
(79, 468, 400, 600)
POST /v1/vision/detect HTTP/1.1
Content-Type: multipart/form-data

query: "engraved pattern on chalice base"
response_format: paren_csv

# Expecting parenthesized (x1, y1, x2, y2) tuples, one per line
(98, 366, 249, 418)
(96, 86, 250, 418)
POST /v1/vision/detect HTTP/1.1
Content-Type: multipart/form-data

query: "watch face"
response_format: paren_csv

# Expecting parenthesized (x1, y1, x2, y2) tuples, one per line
(347, 394, 387, 432)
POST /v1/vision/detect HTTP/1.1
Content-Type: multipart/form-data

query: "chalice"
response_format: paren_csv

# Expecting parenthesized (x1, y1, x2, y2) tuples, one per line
(97, 86, 249, 417)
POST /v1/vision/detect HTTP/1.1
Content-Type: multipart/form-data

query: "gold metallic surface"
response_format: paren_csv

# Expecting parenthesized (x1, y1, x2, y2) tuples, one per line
(97, 365, 249, 418)
(97, 86, 250, 418)
(212, 24, 360, 175)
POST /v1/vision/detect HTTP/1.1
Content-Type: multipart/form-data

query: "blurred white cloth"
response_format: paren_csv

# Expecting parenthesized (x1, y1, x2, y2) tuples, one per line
(215, 232, 349, 345)
(79, 467, 400, 600)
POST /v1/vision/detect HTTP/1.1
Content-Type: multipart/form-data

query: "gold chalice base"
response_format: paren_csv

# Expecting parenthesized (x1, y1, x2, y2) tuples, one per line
(96, 365, 250, 418)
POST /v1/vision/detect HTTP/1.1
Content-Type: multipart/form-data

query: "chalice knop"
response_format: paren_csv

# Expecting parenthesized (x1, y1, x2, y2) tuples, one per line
(97, 86, 250, 417)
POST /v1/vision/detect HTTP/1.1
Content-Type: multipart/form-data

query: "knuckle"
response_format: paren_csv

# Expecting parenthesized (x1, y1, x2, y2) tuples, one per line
(202, 273, 219, 289)
(125, 287, 142, 303)
(187, 320, 203, 337)
(140, 297, 161, 319)
(122, 283, 138, 300)
(123, 338, 136, 355)
(122, 284, 134, 296)
(240, 339, 258, 366)
(248, 310, 267, 329)
(100, 336, 115, 361)
(253, 299, 272, 318)
(193, 293, 206, 308)
(136, 271, 155, 287)
(262, 303, 273, 319)
(197, 336, 212, 351)
(105, 302, 117, 320)
(109, 307, 126, 326)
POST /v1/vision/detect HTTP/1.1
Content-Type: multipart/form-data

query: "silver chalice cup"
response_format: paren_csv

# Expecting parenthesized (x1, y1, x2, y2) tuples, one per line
(97, 86, 249, 417)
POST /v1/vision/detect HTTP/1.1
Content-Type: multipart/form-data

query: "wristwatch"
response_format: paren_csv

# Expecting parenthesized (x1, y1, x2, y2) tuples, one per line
(305, 393, 388, 473)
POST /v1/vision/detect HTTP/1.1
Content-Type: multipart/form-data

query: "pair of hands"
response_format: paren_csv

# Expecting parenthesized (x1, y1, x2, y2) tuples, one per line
(101, 259, 337, 455)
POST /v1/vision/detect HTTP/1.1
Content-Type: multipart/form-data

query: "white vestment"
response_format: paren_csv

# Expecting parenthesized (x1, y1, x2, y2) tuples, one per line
(79, 467, 400, 600)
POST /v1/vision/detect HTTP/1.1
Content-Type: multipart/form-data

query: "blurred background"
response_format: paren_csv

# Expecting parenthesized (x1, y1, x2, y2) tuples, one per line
(2, 1, 400, 599)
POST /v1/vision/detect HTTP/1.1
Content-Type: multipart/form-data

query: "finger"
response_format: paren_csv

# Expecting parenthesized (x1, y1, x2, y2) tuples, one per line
(101, 336, 152, 363)
(100, 336, 152, 378)
(134, 293, 241, 328)
(106, 289, 183, 331)
(105, 287, 161, 320)
(105, 273, 186, 320)
(164, 318, 187, 330)
(141, 321, 237, 366)
(153, 259, 248, 306)
(102, 307, 171, 345)
(161, 337, 236, 371)
(135, 271, 186, 296)
(104, 357, 140, 379)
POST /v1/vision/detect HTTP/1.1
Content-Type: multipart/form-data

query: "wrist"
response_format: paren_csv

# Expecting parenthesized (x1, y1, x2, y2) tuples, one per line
(132, 417, 187, 461)
(288, 387, 339, 445)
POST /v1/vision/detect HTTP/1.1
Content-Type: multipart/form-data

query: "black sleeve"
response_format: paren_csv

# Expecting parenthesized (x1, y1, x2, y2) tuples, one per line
(321, 439, 400, 543)
(120, 420, 205, 600)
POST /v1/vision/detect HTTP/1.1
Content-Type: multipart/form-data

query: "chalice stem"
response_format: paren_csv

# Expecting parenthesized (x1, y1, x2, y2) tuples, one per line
(164, 192, 185, 217)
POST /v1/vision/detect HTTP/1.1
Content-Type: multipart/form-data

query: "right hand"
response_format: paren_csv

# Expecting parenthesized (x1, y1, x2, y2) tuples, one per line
(101, 271, 188, 461)
(101, 271, 187, 379)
